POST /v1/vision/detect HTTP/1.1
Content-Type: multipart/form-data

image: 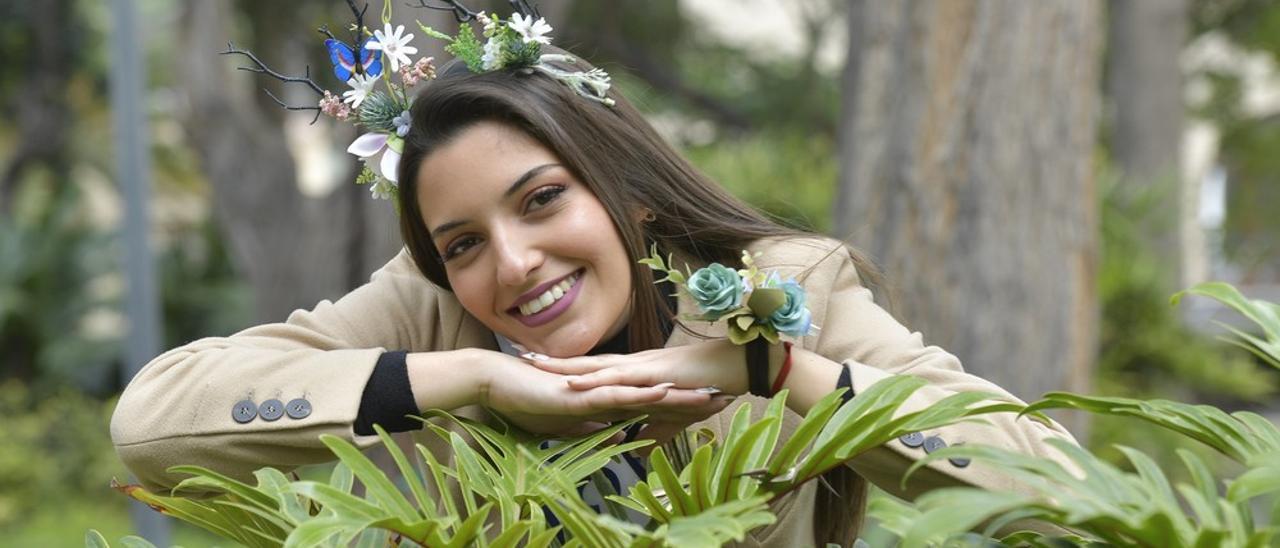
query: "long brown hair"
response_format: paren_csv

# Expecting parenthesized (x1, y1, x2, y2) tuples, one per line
(396, 52, 873, 545)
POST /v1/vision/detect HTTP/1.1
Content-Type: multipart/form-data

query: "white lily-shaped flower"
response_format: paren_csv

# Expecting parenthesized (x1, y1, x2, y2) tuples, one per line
(509, 13, 552, 45)
(347, 132, 401, 185)
(481, 37, 503, 70)
(366, 23, 417, 72)
(342, 72, 378, 109)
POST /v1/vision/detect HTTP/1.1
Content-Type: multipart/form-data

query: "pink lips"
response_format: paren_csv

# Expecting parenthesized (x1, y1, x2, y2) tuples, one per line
(511, 270, 583, 327)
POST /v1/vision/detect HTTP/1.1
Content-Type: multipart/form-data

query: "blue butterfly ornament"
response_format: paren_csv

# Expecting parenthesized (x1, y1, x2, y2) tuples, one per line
(325, 38, 383, 81)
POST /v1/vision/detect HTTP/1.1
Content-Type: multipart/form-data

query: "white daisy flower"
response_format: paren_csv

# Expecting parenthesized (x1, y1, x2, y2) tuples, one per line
(509, 13, 552, 45)
(366, 23, 418, 72)
(341, 72, 378, 108)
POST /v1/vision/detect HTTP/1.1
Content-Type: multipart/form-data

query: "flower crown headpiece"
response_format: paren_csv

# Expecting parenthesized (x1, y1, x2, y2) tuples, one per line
(222, 0, 614, 206)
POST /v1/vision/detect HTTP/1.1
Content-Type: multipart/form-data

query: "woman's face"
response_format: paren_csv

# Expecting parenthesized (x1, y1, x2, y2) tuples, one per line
(416, 121, 634, 357)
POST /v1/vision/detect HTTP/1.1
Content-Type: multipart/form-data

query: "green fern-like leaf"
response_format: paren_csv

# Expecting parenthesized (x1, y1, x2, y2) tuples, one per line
(446, 23, 485, 72)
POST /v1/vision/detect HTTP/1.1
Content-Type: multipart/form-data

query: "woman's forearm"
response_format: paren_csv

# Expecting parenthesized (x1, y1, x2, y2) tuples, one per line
(406, 348, 491, 412)
(775, 346, 843, 415)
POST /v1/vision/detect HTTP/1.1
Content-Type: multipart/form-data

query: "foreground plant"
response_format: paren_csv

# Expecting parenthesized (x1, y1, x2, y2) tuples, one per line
(865, 281, 1280, 547)
(95, 374, 1017, 547)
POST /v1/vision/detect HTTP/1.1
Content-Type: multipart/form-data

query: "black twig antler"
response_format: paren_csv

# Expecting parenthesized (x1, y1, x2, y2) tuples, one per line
(406, 0, 479, 22)
(220, 42, 326, 124)
(342, 0, 370, 63)
(405, 0, 539, 22)
(508, 0, 540, 18)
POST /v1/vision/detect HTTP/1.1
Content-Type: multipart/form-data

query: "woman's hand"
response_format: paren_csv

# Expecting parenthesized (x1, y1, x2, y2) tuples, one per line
(472, 348, 726, 437)
(522, 339, 749, 396)
(518, 340, 747, 450)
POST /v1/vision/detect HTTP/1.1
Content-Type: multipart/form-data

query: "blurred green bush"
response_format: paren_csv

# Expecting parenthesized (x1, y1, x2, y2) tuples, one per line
(1090, 166, 1277, 472)
(0, 382, 124, 525)
(684, 131, 836, 233)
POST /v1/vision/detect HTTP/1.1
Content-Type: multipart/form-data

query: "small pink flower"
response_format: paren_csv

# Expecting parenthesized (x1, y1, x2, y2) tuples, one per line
(399, 57, 437, 87)
(319, 90, 352, 120)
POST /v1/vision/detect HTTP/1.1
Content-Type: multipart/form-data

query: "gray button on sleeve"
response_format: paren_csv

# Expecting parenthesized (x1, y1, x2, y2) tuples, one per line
(286, 398, 313, 419)
(259, 399, 285, 421)
(898, 432, 925, 448)
(232, 400, 258, 424)
(922, 435, 947, 454)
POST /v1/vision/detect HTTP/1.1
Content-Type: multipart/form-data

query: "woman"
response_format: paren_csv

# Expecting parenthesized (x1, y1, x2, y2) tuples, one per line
(112, 33, 1078, 547)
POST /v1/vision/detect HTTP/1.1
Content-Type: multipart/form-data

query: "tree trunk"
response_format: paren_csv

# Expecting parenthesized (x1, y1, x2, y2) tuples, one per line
(1107, 0, 1189, 288)
(833, 0, 1102, 434)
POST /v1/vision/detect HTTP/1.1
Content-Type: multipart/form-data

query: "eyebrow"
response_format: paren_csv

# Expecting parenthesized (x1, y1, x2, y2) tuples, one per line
(429, 163, 561, 239)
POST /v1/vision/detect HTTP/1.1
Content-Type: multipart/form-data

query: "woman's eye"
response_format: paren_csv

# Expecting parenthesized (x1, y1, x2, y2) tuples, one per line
(526, 185, 566, 212)
(443, 236, 481, 261)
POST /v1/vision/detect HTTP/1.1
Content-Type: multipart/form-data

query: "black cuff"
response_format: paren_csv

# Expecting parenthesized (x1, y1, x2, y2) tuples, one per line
(354, 351, 421, 435)
(746, 338, 771, 398)
(836, 364, 854, 404)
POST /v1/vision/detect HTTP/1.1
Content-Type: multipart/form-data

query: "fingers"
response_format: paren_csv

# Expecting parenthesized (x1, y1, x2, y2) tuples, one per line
(566, 367, 664, 391)
(624, 388, 713, 410)
(522, 352, 623, 375)
(566, 383, 672, 414)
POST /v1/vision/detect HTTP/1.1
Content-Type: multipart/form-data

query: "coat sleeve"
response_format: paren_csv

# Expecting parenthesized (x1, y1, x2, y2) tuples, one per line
(111, 249, 463, 492)
(793, 238, 1081, 501)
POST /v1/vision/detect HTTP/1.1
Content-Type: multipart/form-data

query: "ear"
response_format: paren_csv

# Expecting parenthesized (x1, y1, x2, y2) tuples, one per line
(631, 207, 656, 224)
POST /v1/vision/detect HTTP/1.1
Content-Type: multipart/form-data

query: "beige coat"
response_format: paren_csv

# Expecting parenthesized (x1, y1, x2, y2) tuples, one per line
(111, 236, 1079, 546)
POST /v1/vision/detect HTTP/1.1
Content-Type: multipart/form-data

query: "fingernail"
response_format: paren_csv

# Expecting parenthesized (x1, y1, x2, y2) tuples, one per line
(564, 375, 580, 385)
(695, 386, 722, 395)
(654, 382, 676, 390)
(520, 352, 549, 361)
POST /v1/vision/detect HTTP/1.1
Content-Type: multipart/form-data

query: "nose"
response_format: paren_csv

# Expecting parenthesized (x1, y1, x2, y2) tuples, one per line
(491, 224, 543, 288)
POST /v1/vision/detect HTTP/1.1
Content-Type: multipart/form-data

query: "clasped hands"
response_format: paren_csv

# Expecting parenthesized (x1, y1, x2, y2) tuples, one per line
(480, 338, 746, 451)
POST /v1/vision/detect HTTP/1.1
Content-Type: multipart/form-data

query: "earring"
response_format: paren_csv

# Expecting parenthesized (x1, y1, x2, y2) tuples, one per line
(641, 208, 656, 223)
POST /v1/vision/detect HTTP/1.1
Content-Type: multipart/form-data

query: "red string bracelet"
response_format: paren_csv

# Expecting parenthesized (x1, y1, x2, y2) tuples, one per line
(771, 342, 793, 395)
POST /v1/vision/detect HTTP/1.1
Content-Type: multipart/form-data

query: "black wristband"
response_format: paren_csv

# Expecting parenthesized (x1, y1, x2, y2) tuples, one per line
(746, 338, 771, 397)
(836, 364, 854, 404)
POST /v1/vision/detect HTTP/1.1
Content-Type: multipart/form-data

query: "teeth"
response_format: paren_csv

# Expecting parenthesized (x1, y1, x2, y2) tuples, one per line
(517, 273, 578, 316)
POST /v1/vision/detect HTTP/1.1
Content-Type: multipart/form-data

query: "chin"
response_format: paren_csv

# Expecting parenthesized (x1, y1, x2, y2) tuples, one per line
(516, 323, 606, 358)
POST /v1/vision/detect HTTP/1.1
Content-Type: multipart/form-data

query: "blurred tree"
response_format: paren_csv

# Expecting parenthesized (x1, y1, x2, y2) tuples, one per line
(0, 0, 77, 215)
(1106, 0, 1190, 289)
(832, 0, 1102, 434)
(174, 0, 453, 322)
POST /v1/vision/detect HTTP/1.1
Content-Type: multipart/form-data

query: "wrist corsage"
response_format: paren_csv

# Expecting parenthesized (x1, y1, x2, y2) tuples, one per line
(640, 246, 818, 345)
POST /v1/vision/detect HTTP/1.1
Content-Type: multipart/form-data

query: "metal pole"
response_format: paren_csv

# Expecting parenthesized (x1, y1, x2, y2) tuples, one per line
(109, 0, 170, 543)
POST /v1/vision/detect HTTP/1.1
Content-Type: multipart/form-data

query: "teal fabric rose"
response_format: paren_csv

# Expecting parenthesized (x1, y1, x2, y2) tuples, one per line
(769, 279, 812, 337)
(687, 263, 744, 320)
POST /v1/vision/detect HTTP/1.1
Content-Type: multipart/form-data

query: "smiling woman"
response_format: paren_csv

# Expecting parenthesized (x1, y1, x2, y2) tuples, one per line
(111, 4, 1083, 546)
